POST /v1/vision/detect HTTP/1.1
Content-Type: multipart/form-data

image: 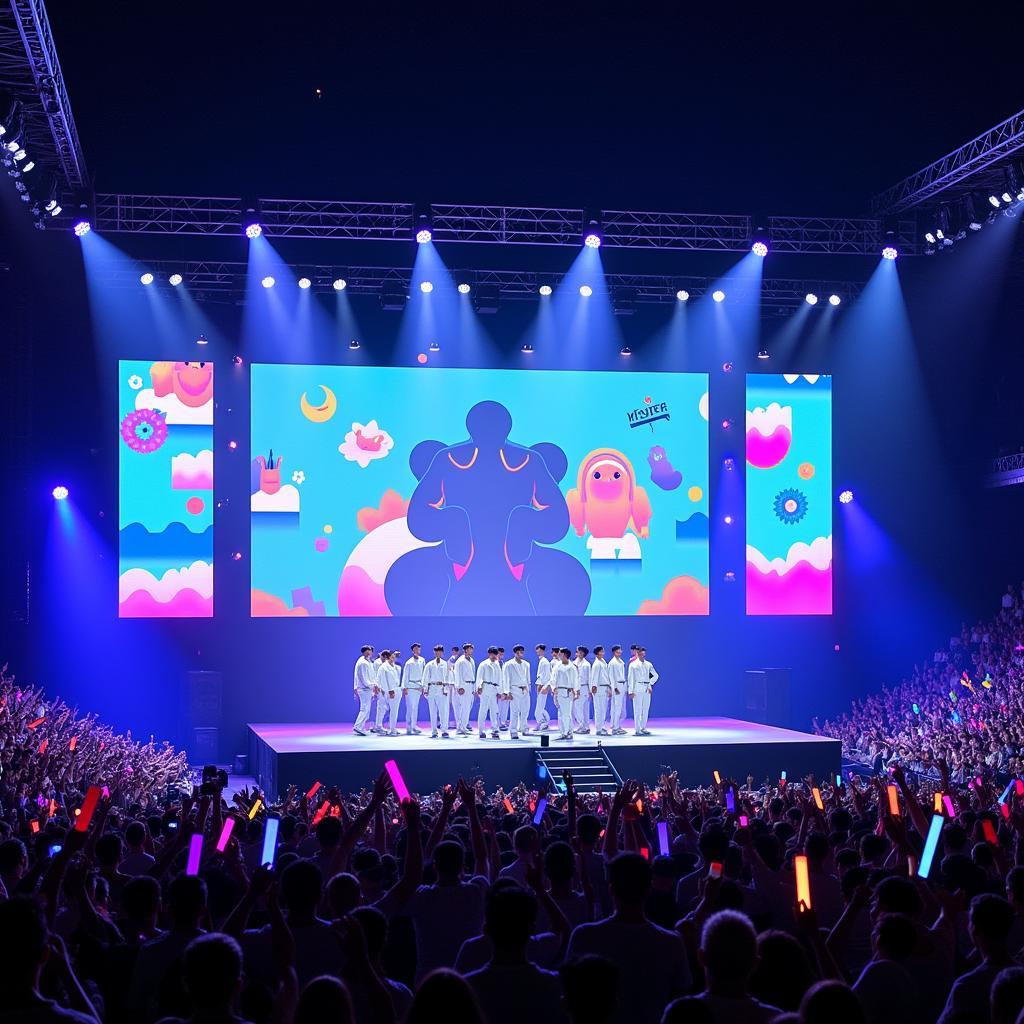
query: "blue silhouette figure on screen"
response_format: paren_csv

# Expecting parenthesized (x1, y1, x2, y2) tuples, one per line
(385, 400, 592, 615)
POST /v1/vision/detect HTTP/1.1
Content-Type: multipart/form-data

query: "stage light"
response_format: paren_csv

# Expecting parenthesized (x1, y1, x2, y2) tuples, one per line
(579, 285, 593, 297)
(839, 489, 854, 504)
(620, 345, 632, 356)
(333, 278, 347, 291)
(723, 457, 735, 471)
(49, 204, 62, 217)
(724, 515, 733, 525)
(935, 229, 944, 241)
(139, 272, 154, 286)
(712, 289, 725, 303)
(44, 198, 57, 211)
(416, 227, 432, 244)
(522, 343, 533, 353)
(21, 161, 33, 173)
(828, 294, 841, 306)
(583, 231, 602, 249)
(232, 355, 244, 366)
(751, 240, 768, 257)
(52, 485, 68, 501)
(1002, 191, 1013, 204)
(420, 280, 433, 294)
(722, 361, 733, 373)
(722, 418, 733, 429)
(676, 289, 689, 301)
(989, 194, 1001, 208)
(298, 277, 312, 290)
(245, 222, 262, 239)
(349, 339, 360, 350)
(231, 552, 242, 561)
(881, 246, 898, 261)
(924, 231, 935, 244)
(196, 333, 208, 346)
(429, 341, 440, 352)
(805, 292, 818, 306)
(457, 282, 471, 295)
(169, 273, 183, 287)
(261, 275, 275, 289)
(757, 347, 769, 360)
(539, 284, 552, 296)
(228, 440, 238, 450)
(6, 140, 19, 152)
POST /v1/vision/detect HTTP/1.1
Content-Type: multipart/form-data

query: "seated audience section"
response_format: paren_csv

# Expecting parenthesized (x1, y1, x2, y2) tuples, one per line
(118, 360, 214, 616)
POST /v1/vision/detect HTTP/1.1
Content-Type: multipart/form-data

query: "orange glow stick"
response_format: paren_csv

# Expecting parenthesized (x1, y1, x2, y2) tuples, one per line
(794, 853, 812, 909)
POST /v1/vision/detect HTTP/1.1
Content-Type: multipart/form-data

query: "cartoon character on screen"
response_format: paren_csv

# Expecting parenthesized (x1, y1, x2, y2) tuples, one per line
(150, 361, 214, 408)
(384, 400, 591, 616)
(566, 449, 652, 560)
(255, 450, 283, 495)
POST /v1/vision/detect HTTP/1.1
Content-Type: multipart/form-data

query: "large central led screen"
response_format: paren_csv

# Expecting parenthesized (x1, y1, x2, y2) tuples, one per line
(251, 365, 709, 617)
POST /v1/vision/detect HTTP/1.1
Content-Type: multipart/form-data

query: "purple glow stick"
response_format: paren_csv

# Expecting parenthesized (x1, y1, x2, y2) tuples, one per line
(657, 821, 670, 856)
(186, 833, 203, 876)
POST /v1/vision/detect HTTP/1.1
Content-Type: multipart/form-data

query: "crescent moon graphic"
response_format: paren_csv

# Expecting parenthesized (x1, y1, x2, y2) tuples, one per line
(300, 385, 337, 423)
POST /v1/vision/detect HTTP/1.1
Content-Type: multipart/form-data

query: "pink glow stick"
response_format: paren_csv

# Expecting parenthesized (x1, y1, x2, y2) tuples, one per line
(186, 833, 203, 876)
(216, 817, 235, 852)
(943, 795, 956, 817)
(384, 759, 410, 803)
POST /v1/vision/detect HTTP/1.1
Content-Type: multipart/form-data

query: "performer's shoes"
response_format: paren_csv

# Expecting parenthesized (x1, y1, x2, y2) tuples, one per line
(442, 731, 450, 738)
(491, 730, 500, 739)
(612, 728, 627, 735)
(641, 729, 652, 736)
(510, 733, 519, 740)
(597, 728, 610, 736)
(431, 732, 438, 738)
(555, 734, 573, 742)
(499, 724, 509, 731)
(354, 728, 367, 736)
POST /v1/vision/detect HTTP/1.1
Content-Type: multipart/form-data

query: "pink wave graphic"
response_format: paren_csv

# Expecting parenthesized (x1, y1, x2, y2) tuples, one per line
(338, 564, 392, 617)
(250, 589, 310, 617)
(119, 588, 213, 617)
(746, 425, 791, 469)
(746, 557, 832, 615)
(638, 575, 710, 615)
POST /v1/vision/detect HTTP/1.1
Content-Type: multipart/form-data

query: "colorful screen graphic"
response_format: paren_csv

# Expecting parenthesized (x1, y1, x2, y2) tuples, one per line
(250, 365, 709, 617)
(746, 374, 832, 615)
(118, 360, 214, 616)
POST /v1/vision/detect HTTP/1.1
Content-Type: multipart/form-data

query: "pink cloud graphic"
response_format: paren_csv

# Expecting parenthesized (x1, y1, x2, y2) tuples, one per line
(171, 450, 214, 490)
(638, 575, 710, 615)
(357, 489, 409, 533)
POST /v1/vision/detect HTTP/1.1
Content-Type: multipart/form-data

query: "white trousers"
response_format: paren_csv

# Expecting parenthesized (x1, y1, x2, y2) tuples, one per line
(454, 687, 474, 731)
(509, 688, 530, 737)
(405, 689, 423, 733)
(374, 689, 388, 731)
(610, 688, 626, 731)
(593, 688, 611, 731)
(384, 689, 402, 733)
(477, 685, 500, 734)
(556, 689, 575, 737)
(573, 691, 591, 730)
(354, 688, 373, 732)
(633, 686, 652, 732)
(498, 694, 510, 727)
(427, 687, 449, 735)
(534, 689, 551, 728)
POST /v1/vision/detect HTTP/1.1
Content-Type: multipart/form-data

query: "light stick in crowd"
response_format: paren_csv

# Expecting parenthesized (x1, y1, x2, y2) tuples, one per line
(943, 795, 956, 817)
(1017, 780, 1024, 797)
(1003, 803, 1012, 820)
(1001, 781, 1014, 804)
(216, 817, 235, 852)
(835, 773, 842, 788)
(709, 861, 723, 879)
(261, 816, 280, 866)
(726, 788, 735, 813)
(74, 786, 101, 833)
(934, 792, 943, 813)
(657, 821, 670, 856)
(248, 798, 263, 820)
(533, 798, 547, 825)
(887, 784, 900, 816)
(794, 853, 812, 910)
(812, 787, 824, 811)
(186, 833, 203, 876)
(982, 819, 999, 845)
(918, 813, 944, 878)
(739, 814, 749, 827)
(503, 797, 514, 814)
(713, 770, 721, 785)
(305, 781, 322, 800)
(384, 759, 411, 803)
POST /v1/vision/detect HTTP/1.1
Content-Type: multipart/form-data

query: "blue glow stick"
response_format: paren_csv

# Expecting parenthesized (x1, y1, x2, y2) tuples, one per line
(725, 788, 735, 813)
(657, 821, 670, 856)
(912, 703, 920, 715)
(1001, 781, 1015, 805)
(533, 798, 547, 825)
(917, 814, 944, 879)
(261, 816, 280, 867)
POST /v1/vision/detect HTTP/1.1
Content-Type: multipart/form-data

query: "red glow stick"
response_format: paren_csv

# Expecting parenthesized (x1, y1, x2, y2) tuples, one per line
(38, 739, 48, 755)
(384, 759, 410, 803)
(216, 817, 235, 852)
(30, 820, 39, 833)
(794, 853, 812, 910)
(1016, 779, 1024, 797)
(982, 819, 999, 844)
(887, 784, 900, 817)
(709, 861, 723, 878)
(311, 802, 328, 826)
(69, 736, 78, 752)
(74, 786, 101, 833)
(639, 847, 649, 860)
(1001, 803, 1011, 820)
(305, 781, 322, 800)
(503, 797, 514, 814)
(27, 716, 44, 730)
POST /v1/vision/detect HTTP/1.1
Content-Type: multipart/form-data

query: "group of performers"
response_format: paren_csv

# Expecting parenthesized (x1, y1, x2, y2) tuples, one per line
(352, 643, 659, 741)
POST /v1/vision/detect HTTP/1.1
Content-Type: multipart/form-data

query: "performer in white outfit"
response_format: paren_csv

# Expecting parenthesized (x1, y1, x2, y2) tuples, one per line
(352, 645, 377, 736)
(446, 645, 461, 732)
(496, 648, 510, 731)
(503, 645, 532, 740)
(590, 646, 613, 736)
(377, 651, 403, 736)
(609, 645, 628, 735)
(627, 647, 659, 736)
(552, 648, 580, 742)
(402, 643, 426, 735)
(476, 647, 503, 738)
(424, 645, 450, 739)
(373, 650, 389, 733)
(573, 647, 592, 733)
(532, 644, 553, 731)
(453, 643, 476, 735)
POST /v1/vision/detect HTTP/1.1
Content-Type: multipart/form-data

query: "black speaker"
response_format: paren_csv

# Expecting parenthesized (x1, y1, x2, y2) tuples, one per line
(184, 671, 223, 760)
(744, 668, 792, 727)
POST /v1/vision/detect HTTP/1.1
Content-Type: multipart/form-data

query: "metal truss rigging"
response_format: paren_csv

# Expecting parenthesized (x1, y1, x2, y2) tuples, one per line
(0, 0, 87, 189)
(873, 108, 1024, 215)
(81, 193, 917, 255)
(99, 258, 862, 312)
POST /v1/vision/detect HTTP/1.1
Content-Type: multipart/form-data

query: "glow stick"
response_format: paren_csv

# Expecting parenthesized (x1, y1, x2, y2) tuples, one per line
(739, 814, 749, 827)
(384, 759, 410, 803)
(835, 773, 842, 787)
(886, 784, 900, 817)
(812, 787, 824, 811)
(726, 788, 736, 813)
(1017, 780, 1024, 796)
(69, 736, 78, 752)
(30, 820, 39, 833)
(503, 797, 514, 814)
(794, 853, 812, 909)
(918, 814, 944, 878)
(934, 792, 943, 813)
(247, 798, 262, 820)
(1001, 781, 1014, 804)
(216, 817, 235, 852)
(186, 832, 203, 875)
(982, 819, 998, 845)
(635, 799, 643, 813)
(943, 795, 955, 817)
(74, 786, 101, 833)
(533, 798, 547, 825)
(305, 781, 321, 800)
(38, 739, 47, 755)
(912, 702, 920, 714)
(657, 821, 670, 856)
(261, 816, 280, 866)
(639, 847, 649, 860)
(311, 802, 328, 826)
(709, 861, 722, 879)
(713, 770, 721, 785)
(780, 770, 787, 782)
(1001, 803, 1011, 820)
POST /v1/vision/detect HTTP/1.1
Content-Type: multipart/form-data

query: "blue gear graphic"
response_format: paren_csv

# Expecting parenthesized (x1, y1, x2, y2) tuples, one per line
(774, 487, 808, 525)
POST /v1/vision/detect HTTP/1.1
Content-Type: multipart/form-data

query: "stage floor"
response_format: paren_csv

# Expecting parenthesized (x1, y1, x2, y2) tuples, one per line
(248, 717, 840, 795)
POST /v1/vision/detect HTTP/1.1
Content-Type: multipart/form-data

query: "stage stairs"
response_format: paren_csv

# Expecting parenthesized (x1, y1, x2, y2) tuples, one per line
(536, 743, 621, 795)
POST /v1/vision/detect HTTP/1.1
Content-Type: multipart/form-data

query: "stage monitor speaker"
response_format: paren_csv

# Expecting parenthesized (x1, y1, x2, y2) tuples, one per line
(184, 671, 223, 760)
(744, 668, 792, 727)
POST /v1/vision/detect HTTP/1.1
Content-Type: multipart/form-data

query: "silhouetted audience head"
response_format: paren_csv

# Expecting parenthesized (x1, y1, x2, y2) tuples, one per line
(295, 974, 354, 1024)
(407, 968, 484, 1024)
(561, 955, 619, 1024)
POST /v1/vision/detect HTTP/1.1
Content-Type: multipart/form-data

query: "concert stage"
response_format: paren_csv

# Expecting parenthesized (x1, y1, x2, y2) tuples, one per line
(247, 717, 840, 796)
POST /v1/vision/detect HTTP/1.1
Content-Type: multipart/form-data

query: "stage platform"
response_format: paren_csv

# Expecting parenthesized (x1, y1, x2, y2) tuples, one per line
(248, 717, 840, 796)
